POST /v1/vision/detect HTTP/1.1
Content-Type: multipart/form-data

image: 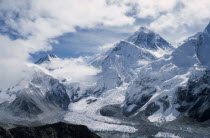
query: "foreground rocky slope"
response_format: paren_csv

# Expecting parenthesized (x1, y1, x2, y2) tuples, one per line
(0, 122, 100, 138)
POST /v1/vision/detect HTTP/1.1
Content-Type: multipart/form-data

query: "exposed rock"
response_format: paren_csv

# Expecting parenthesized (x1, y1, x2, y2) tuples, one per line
(0, 122, 101, 138)
(175, 71, 210, 122)
(158, 96, 170, 112)
(145, 102, 160, 116)
(35, 54, 58, 64)
(0, 127, 12, 138)
(100, 104, 122, 117)
(127, 27, 173, 51)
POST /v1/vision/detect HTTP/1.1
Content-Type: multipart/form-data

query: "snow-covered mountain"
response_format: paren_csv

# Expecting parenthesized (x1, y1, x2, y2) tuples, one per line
(122, 22, 210, 122)
(127, 27, 174, 57)
(89, 27, 173, 96)
(1, 23, 210, 135)
(0, 65, 70, 121)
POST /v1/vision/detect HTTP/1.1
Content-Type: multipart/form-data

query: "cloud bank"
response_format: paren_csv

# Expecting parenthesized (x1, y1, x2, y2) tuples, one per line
(39, 57, 101, 85)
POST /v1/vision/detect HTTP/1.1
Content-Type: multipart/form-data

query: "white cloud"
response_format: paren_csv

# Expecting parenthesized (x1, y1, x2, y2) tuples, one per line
(133, 0, 210, 44)
(98, 0, 210, 44)
(0, 0, 210, 89)
(133, 0, 178, 18)
(39, 57, 101, 85)
(98, 43, 116, 53)
(0, 0, 134, 89)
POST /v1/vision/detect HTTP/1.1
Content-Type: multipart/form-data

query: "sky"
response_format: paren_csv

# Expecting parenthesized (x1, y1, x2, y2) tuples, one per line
(0, 0, 210, 89)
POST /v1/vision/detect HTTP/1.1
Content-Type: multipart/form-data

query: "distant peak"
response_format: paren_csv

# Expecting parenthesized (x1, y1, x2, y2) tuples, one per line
(204, 22, 210, 34)
(35, 54, 58, 64)
(127, 26, 173, 51)
(137, 26, 152, 33)
(47, 54, 58, 59)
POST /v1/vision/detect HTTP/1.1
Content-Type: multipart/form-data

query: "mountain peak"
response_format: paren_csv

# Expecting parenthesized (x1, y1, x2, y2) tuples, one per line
(127, 27, 173, 51)
(204, 22, 210, 34)
(35, 54, 58, 64)
(137, 27, 152, 33)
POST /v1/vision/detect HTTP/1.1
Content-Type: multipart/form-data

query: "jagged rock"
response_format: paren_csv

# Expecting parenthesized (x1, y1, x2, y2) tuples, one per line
(145, 102, 160, 116)
(35, 54, 58, 64)
(175, 72, 210, 122)
(0, 122, 101, 138)
(127, 27, 173, 51)
(0, 127, 12, 138)
(100, 104, 122, 117)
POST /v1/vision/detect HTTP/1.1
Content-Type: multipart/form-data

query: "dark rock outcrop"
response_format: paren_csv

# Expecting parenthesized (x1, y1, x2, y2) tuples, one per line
(0, 127, 12, 138)
(176, 71, 210, 122)
(100, 104, 122, 117)
(0, 122, 101, 138)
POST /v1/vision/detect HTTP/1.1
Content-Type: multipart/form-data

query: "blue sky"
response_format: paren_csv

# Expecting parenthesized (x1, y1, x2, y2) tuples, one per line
(0, 0, 210, 89)
(30, 27, 131, 60)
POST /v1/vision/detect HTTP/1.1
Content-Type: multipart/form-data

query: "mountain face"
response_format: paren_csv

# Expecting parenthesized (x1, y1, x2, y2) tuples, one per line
(122, 22, 210, 122)
(35, 54, 58, 64)
(89, 28, 173, 96)
(127, 27, 173, 51)
(0, 67, 70, 120)
(176, 71, 210, 122)
(90, 41, 156, 95)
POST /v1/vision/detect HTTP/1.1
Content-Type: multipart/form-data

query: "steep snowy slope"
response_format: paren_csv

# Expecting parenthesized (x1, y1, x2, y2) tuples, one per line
(90, 41, 156, 95)
(123, 22, 210, 122)
(127, 27, 174, 57)
(0, 64, 70, 119)
(89, 27, 173, 96)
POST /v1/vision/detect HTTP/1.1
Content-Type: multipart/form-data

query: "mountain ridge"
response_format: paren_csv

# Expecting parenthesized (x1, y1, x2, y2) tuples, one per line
(35, 54, 58, 64)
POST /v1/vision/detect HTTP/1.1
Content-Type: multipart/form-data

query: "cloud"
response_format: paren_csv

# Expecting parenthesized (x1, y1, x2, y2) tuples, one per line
(0, 0, 134, 89)
(130, 0, 210, 44)
(0, 0, 210, 89)
(39, 57, 101, 85)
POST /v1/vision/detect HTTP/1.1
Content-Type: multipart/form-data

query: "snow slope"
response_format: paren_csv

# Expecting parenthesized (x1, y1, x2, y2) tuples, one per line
(89, 27, 173, 96)
(123, 22, 210, 122)
(0, 64, 70, 119)
(64, 83, 137, 133)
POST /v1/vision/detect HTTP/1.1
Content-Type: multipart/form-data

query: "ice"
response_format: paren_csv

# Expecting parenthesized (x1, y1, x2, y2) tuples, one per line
(64, 84, 137, 133)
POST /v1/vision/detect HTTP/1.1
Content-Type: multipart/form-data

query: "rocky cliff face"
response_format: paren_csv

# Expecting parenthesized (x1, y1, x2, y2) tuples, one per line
(127, 27, 173, 51)
(0, 122, 101, 138)
(176, 71, 210, 122)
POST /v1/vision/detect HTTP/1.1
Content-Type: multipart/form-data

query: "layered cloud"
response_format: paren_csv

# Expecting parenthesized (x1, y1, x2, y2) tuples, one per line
(39, 57, 101, 84)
